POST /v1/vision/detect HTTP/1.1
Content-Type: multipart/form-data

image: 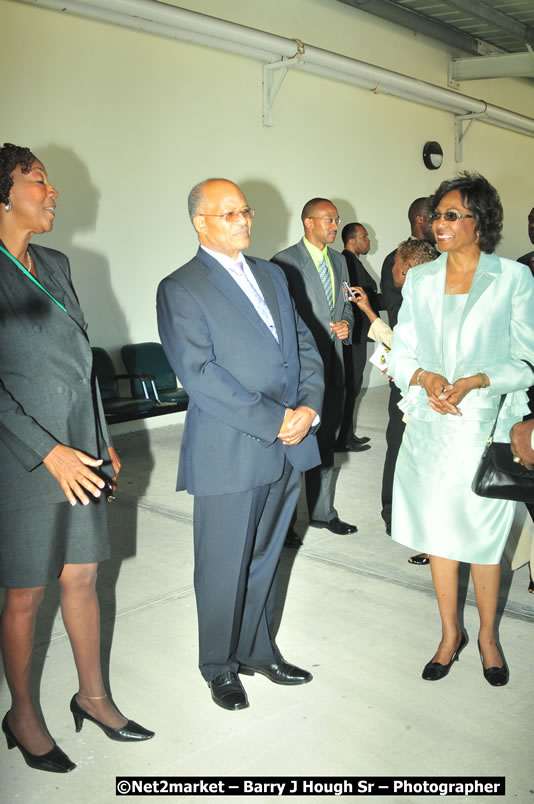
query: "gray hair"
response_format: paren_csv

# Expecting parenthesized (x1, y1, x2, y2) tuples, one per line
(187, 177, 229, 223)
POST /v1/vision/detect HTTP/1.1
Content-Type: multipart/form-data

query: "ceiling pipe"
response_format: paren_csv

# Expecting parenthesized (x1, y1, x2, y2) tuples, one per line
(17, 0, 534, 138)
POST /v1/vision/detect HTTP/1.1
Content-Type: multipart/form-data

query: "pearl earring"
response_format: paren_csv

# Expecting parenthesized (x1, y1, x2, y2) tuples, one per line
(4, 202, 11, 212)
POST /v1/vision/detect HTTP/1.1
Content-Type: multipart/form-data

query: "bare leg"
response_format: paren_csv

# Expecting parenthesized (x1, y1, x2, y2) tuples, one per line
(470, 563, 503, 668)
(59, 563, 126, 728)
(428, 556, 463, 663)
(0, 586, 54, 755)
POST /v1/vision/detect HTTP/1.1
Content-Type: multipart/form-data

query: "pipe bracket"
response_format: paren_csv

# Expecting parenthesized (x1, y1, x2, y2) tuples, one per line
(455, 106, 488, 162)
(263, 40, 305, 126)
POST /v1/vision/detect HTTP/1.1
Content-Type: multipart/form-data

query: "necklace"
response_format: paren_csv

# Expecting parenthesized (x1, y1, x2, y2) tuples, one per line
(447, 268, 474, 293)
(27, 251, 32, 274)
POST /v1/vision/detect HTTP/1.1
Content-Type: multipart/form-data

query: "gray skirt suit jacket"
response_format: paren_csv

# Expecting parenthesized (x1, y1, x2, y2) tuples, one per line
(0, 242, 111, 586)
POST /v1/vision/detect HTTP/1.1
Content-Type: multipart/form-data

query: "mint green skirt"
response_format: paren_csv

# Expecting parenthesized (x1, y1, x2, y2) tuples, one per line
(391, 413, 516, 564)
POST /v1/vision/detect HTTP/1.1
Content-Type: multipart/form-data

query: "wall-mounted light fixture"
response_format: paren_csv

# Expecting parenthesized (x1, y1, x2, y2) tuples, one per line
(423, 141, 443, 170)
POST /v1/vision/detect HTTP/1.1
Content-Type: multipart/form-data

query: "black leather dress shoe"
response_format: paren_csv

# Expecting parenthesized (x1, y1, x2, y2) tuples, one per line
(309, 517, 357, 535)
(336, 435, 371, 451)
(284, 528, 303, 548)
(335, 441, 371, 453)
(239, 660, 312, 685)
(345, 442, 371, 453)
(408, 553, 430, 565)
(208, 672, 249, 710)
(351, 435, 371, 446)
(336, 441, 371, 453)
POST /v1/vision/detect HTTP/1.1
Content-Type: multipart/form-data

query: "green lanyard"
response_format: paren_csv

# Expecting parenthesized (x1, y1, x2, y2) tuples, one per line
(0, 244, 67, 312)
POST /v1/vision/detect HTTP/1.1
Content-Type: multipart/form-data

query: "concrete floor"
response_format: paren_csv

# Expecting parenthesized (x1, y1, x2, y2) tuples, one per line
(0, 385, 532, 803)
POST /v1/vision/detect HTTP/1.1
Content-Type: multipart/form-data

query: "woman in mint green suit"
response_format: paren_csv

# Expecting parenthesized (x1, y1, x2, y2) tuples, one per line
(389, 173, 534, 687)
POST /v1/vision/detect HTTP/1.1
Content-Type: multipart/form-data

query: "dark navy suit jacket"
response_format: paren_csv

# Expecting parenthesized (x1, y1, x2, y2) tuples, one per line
(157, 248, 324, 496)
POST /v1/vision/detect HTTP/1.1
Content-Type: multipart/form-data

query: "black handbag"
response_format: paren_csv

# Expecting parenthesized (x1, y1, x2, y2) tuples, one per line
(472, 394, 534, 503)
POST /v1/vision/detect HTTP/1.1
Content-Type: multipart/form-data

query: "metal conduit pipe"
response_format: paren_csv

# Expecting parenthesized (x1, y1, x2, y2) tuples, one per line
(18, 0, 534, 138)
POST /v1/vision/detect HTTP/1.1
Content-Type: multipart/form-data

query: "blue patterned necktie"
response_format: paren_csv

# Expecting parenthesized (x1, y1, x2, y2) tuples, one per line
(229, 261, 279, 342)
(318, 256, 334, 312)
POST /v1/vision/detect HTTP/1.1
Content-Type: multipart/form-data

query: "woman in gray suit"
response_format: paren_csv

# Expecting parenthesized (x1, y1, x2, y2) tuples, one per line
(389, 173, 534, 687)
(0, 143, 153, 774)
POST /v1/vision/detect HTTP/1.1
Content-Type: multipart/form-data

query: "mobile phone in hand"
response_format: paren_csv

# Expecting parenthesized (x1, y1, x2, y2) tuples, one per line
(342, 281, 358, 300)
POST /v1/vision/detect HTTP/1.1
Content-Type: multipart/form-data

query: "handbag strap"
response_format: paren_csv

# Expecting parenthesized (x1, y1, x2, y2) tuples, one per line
(487, 395, 506, 442)
(0, 244, 67, 312)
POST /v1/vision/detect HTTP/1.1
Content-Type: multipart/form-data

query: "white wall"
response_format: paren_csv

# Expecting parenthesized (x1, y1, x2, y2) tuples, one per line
(2, 0, 533, 392)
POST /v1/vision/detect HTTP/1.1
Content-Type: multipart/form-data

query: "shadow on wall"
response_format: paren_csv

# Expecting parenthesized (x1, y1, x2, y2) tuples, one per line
(31, 144, 129, 367)
(333, 198, 357, 243)
(0, 145, 156, 700)
(240, 179, 291, 260)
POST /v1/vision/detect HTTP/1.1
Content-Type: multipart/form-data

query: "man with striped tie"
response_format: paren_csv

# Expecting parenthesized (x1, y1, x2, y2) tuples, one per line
(272, 198, 356, 541)
(157, 179, 324, 711)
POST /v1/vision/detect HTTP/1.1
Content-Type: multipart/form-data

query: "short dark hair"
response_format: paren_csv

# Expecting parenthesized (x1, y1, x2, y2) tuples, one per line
(431, 172, 503, 253)
(301, 197, 332, 223)
(396, 238, 439, 265)
(0, 142, 36, 205)
(408, 197, 432, 227)
(341, 222, 363, 245)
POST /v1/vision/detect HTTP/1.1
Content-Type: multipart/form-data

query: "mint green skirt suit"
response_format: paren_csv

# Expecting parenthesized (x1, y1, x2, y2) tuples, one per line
(388, 252, 534, 565)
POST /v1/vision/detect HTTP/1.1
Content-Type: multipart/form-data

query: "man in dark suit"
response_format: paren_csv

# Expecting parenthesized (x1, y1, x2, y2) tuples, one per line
(336, 222, 383, 452)
(380, 197, 434, 534)
(272, 198, 356, 536)
(157, 179, 324, 712)
(517, 206, 534, 275)
(380, 197, 435, 330)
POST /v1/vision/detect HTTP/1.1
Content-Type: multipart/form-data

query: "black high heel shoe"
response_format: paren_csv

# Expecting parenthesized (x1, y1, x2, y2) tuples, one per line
(422, 631, 468, 681)
(2, 713, 76, 773)
(70, 695, 155, 742)
(477, 641, 509, 687)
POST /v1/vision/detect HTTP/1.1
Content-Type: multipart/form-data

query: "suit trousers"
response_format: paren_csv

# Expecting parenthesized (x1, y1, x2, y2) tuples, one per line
(337, 341, 367, 447)
(193, 457, 301, 680)
(305, 346, 344, 522)
(381, 380, 405, 528)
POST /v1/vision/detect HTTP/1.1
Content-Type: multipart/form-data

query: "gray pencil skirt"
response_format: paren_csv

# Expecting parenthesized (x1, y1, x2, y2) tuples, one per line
(0, 497, 110, 588)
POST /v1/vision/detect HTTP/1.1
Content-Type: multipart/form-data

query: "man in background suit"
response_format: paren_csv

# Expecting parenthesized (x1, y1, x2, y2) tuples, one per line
(380, 197, 435, 329)
(336, 222, 383, 453)
(157, 179, 324, 712)
(272, 198, 356, 537)
(379, 197, 435, 535)
(517, 206, 534, 275)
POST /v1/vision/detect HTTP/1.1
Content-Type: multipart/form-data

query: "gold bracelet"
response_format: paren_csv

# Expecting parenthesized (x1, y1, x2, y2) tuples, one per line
(416, 368, 427, 386)
(477, 372, 488, 388)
